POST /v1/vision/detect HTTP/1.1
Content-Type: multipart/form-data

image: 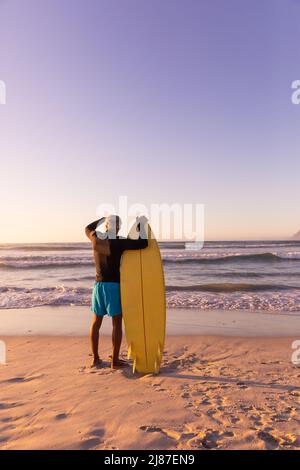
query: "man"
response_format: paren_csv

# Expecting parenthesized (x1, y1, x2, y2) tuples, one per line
(85, 215, 148, 369)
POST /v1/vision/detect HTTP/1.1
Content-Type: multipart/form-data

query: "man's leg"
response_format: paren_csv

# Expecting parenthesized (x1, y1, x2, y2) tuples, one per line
(90, 314, 103, 367)
(111, 315, 127, 368)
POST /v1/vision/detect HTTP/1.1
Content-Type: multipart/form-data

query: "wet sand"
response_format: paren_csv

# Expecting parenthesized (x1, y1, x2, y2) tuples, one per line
(1, 306, 300, 336)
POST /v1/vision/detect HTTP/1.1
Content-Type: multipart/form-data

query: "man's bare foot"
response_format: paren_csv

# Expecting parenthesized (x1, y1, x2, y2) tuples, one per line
(111, 358, 128, 369)
(91, 357, 103, 368)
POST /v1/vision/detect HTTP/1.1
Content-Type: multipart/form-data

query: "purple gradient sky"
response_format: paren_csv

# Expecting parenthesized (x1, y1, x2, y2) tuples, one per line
(0, 0, 299, 241)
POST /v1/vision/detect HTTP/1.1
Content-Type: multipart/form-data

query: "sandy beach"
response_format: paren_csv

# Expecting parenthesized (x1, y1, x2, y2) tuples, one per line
(2, 0, 300, 455)
(1, 308, 300, 450)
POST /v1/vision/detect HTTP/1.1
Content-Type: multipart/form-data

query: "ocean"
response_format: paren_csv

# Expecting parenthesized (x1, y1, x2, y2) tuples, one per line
(0, 240, 300, 313)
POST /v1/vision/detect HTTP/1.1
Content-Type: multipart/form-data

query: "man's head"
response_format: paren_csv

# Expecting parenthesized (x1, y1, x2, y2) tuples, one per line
(105, 215, 121, 236)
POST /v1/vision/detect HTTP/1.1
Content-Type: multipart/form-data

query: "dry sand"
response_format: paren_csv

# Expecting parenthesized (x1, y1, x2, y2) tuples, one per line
(1, 334, 300, 450)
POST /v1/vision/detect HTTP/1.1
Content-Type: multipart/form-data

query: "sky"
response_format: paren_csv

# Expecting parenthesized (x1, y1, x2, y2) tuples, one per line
(0, 0, 299, 242)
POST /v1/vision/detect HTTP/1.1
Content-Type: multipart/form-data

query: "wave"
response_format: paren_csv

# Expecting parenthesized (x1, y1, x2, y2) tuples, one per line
(59, 275, 95, 282)
(1, 284, 300, 311)
(0, 255, 91, 262)
(163, 252, 300, 264)
(166, 283, 299, 293)
(166, 291, 300, 312)
(0, 285, 91, 294)
(0, 260, 93, 270)
(207, 271, 300, 278)
(0, 285, 92, 309)
(2, 282, 299, 296)
(0, 243, 90, 252)
(0, 253, 94, 270)
(200, 241, 300, 249)
(1, 251, 300, 270)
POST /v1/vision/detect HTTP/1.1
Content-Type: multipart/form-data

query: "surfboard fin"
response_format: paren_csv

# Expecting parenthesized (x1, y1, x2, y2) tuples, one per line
(128, 344, 137, 373)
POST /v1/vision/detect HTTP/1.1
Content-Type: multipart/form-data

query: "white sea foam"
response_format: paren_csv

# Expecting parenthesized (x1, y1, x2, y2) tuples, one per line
(1, 285, 300, 312)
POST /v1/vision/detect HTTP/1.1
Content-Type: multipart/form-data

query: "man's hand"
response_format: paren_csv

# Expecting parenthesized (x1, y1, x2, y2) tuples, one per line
(135, 216, 149, 240)
(136, 215, 148, 225)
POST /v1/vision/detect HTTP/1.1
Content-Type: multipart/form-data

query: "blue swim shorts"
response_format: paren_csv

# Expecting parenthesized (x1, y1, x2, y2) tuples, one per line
(91, 282, 122, 317)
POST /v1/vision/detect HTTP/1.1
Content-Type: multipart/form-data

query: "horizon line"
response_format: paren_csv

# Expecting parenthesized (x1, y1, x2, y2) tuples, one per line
(0, 237, 298, 245)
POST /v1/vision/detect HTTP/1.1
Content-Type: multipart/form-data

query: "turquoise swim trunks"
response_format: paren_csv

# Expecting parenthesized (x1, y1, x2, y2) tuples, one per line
(91, 282, 122, 317)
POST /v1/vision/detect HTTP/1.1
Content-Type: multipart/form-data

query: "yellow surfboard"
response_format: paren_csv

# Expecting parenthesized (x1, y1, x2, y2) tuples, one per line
(120, 223, 166, 374)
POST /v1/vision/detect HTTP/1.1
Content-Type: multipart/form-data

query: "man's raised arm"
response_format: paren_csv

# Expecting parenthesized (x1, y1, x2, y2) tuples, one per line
(85, 217, 105, 241)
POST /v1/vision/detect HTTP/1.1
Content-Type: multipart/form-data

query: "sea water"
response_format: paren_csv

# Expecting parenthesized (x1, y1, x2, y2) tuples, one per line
(0, 240, 300, 312)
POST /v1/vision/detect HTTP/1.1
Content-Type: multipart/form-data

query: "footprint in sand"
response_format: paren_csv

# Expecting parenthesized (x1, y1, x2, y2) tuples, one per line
(206, 409, 222, 425)
(1, 417, 13, 423)
(135, 400, 152, 406)
(79, 437, 102, 449)
(0, 435, 10, 444)
(140, 425, 183, 445)
(270, 413, 290, 423)
(0, 402, 23, 410)
(79, 363, 112, 375)
(236, 381, 249, 389)
(281, 434, 300, 447)
(55, 413, 68, 420)
(162, 351, 198, 373)
(151, 383, 167, 392)
(257, 430, 280, 449)
(0, 424, 16, 433)
(229, 416, 240, 424)
(140, 425, 162, 433)
(162, 359, 181, 372)
(240, 404, 254, 412)
(2, 374, 44, 384)
(140, 424, 237, 450)
(79, 428, 104, 449)
(189, 429, 234, 450)
(184, 402, 194, 409)
(249, 414, 263, 425)
(201, 398, 212, 405)
(89, 428, 104, 437)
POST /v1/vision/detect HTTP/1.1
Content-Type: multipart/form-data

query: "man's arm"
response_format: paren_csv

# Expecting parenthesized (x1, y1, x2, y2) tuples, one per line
(121, 237, 148, 251)
(85, 217, 105, 241)
(120, 217, 149, 251)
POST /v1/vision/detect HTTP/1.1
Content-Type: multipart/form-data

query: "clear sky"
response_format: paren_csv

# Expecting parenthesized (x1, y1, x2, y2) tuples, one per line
(0, 0, 299, 242)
